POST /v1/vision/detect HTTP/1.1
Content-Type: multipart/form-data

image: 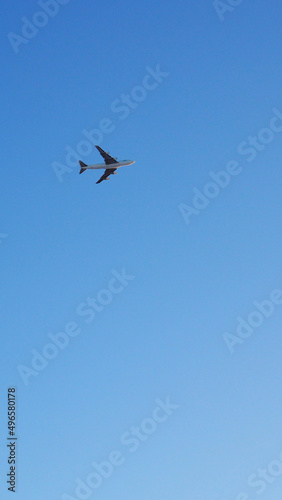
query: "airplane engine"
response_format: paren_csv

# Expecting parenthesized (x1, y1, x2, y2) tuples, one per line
(106, 177, 110, 180)
(113, 172, 117, 175)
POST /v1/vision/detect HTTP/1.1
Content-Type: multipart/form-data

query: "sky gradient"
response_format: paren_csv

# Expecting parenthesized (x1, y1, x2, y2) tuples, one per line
(1, 1, 282, 499)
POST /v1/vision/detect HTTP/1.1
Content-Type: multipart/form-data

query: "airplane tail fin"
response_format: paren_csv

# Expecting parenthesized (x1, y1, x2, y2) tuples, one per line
(79, 160, 87, 174)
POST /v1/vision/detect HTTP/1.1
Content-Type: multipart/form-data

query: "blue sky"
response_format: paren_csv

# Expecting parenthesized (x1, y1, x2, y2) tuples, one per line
(1, 1, 282, 499)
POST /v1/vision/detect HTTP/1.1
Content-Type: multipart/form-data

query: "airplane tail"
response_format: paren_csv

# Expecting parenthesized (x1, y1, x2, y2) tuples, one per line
(79, 160, 88, 174)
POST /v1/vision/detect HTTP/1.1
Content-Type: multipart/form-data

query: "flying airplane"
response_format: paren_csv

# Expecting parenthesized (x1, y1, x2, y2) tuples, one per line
(79, 146, 135, 184)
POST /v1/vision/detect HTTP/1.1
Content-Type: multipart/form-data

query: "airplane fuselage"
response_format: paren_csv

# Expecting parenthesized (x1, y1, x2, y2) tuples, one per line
(83, 160, 135, 170)
(79, 146, 134, 183)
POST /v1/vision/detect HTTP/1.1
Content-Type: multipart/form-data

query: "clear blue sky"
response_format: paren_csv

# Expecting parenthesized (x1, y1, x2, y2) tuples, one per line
(1, 1, 282, 499)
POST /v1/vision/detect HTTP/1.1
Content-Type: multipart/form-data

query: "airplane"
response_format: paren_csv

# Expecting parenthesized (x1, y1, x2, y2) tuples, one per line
(79, 146, 135, 184)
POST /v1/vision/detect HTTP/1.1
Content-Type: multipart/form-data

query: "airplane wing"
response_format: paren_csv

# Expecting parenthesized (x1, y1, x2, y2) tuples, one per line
(95, 145, 118, 165)
(96, 168, 117, 184)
